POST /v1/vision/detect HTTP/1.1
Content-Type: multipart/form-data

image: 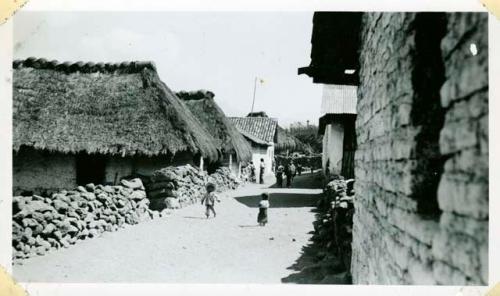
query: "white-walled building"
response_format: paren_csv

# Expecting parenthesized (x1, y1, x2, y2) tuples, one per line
(229, 116, 277, 176)
(318, 84, 357, 178)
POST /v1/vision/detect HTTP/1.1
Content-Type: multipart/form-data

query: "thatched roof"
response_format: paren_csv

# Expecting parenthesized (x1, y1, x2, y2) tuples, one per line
(177, 90, 252, 161)
(13, 58, 220, 160)
(275, 125, 309, 153)
(228, 116, 278, 145)
(247, 111, 269, 117)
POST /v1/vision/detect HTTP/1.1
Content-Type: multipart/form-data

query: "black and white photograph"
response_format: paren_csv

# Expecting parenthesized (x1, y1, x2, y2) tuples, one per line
(0, 1, 497, 294)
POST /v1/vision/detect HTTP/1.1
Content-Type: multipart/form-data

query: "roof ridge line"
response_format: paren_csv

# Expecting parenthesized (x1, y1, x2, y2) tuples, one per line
(13, 57, 157, 74)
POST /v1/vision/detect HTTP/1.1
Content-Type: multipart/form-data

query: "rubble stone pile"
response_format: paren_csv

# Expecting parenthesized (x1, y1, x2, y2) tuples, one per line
(12, 178, 154, 260)
(144, 165, 241, 211)
(12, 165, 242, 261)
(316, 177, 355, 271)
(283, 176, 355, 284)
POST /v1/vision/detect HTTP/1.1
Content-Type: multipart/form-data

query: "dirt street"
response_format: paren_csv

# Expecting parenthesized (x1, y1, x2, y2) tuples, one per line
(14, 173, 322, 283)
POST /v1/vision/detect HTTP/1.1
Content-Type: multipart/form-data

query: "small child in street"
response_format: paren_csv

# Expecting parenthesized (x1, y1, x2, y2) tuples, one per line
(201, 182, 220, 219)
(257, 192, 270, 226)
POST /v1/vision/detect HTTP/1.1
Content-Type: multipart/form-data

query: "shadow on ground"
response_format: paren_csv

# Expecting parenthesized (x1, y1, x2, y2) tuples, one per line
(235, 193, 322, 208)
(280, 204, 352, 285)
(268, 172, 324, 189)
(281, 241, 350, 284)
(183, 216, 208, 220)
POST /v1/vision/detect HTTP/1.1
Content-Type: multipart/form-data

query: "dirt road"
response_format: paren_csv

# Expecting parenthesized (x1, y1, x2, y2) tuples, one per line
(13, 173, 322, 283)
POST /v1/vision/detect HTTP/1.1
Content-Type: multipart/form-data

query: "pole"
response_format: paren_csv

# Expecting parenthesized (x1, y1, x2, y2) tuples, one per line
(250, 77, 257, 114)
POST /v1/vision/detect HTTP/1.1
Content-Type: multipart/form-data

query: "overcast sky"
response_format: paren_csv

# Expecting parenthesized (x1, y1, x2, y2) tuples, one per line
(13, 11, 323, 127)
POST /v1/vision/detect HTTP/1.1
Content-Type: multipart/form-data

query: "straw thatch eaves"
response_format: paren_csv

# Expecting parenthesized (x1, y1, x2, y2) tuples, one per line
(275, 125, 308, 153)
(177, 90, 252, 162)
(13, 57, 220, 161)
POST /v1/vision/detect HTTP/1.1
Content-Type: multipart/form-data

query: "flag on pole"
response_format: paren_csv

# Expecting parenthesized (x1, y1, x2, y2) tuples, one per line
(251, 77, 266, 113)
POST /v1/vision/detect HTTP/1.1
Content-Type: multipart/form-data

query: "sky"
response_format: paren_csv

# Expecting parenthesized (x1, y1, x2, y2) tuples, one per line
(13, 11, 323, 127)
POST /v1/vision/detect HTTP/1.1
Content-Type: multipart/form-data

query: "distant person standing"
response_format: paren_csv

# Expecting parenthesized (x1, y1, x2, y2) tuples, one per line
(297, 164, 303, 176)
(259, 158, 266, 184)
(285, 163, 292, 188)
(248, 161, 256, 183)
(257, 192, 270, 226)
(275, 164, 284, 187)
(240, 162, 248, 182)
(290, 162, 296, 182)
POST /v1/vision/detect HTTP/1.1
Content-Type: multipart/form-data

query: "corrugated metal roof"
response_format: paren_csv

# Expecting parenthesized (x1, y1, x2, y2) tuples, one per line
(228, 117, 277, 144)
(320, 84, 358, 115)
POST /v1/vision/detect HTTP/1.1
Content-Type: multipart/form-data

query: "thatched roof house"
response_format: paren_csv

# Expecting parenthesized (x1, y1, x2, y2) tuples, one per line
(13, 57, 220, 194)
(13, 58, 219, 158)
(177, 90, 252, 172)
(275, 126, 309, 154)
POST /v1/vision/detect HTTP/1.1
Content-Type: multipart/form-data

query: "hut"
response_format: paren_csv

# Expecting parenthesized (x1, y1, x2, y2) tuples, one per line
(229, 113, 278, 176)
(176, 90, 252, 174)
(13, 58, 220, 195)
(275, 125, 310, 155)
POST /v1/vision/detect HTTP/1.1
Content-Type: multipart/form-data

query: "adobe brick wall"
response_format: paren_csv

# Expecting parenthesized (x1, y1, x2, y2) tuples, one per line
(13, 148, 77, 196)
(351, 12, 488, 285)
(14, 149, 198, 193)
(435, 12, 488, 285)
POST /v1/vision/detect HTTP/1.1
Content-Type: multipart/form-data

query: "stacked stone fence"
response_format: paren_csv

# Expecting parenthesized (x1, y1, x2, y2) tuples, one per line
(282, 176, 355, 284)
(12, 165, 242, 261)
(141, 165, 241, 210)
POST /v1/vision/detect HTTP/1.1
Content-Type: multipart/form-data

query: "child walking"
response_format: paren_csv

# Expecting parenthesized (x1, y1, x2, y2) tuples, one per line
(201, 182, 220, 218)
(257, 192, 270, 226)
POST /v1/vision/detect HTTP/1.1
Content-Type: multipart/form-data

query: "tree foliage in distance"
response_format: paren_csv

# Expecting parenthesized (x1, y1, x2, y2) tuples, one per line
(286, 121, 323, 154)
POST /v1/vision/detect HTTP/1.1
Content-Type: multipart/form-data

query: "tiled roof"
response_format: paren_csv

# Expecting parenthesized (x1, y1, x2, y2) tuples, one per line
(321, 84, 358, 115)
(228, 117, 277, 144)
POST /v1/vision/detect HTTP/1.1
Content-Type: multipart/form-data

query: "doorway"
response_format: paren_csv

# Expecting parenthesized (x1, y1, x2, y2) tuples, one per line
(76, 153, 107, 186)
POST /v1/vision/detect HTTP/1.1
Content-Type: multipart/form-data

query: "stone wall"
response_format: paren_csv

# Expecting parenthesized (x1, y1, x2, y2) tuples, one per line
(144, 165, 241, 210)
(13, 164, 243, 261)
(13, 178, 151, 260)
(105, 152, 197, 183)
(351, 12, 488, 285)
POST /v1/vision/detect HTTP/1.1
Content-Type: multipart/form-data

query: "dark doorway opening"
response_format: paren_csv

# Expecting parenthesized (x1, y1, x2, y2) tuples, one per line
(76, 153, 107, 186)
(206, 161, 221, 174)
(341, 115, 357, 179)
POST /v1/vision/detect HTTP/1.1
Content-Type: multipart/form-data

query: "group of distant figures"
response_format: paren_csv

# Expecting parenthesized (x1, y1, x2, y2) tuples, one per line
(242, 158, 267, 185)
(241, 158, 312, 188)
(274, 162, 303, 188)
